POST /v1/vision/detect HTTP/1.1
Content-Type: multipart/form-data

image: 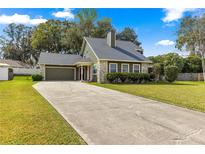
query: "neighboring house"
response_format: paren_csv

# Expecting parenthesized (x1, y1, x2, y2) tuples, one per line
(0, 59, 41, 75)
(0, 59, 31, 68)
(0, 63, 13, 80)
(38, 30, 152, 83)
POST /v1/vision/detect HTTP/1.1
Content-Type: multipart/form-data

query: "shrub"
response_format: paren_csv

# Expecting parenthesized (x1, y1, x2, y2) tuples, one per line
(106, 73, 119, 83)
(128, 73, 139, 83)
(153, 63, 162, 81)
(32, 74, 43, 81)
(106, 72, 150, 83)
(138, 73, 144, 83)
(137, 73, 150, 83)
(118, 73, 128, 83)
(142, 73, 150, 82)
(164, 65, 179, 82)
(149, 72, 155, 81)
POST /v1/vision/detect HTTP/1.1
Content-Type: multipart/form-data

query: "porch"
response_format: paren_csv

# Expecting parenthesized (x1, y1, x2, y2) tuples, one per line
(76, 62, 93, 81)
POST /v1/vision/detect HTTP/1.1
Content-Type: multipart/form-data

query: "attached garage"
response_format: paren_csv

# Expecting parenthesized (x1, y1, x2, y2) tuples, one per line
(45, 67, 76, 81)
(38, 53, 92, 81)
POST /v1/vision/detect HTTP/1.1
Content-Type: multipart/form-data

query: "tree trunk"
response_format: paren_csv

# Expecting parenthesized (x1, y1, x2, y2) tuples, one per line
(202, 57, 205, 82)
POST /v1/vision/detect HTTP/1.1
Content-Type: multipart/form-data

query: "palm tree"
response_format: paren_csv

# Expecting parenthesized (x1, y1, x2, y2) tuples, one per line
(76, 8, 97, 37)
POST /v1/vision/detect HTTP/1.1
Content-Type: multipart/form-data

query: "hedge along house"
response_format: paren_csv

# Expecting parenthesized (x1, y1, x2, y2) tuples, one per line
(38, 30, 152, 83)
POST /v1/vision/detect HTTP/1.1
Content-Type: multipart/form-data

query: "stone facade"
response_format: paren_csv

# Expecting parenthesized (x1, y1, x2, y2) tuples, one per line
(141, 63, 149, 73)
(97, 60, 108, 83)
(40, 64, 45, 80)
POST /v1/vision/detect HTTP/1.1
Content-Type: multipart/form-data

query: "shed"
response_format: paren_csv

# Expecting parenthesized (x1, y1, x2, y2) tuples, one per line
(0, 63, 13, 80)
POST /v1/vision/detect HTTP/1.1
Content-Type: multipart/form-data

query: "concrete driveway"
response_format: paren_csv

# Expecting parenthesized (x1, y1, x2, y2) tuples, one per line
(33, 81, 205, 144)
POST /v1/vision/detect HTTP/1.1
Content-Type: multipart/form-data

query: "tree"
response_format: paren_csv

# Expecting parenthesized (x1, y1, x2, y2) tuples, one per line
(149, 55, 165, 64)
(116, 27, 143, 53)
(31, 20, 82, 55)
(92, 18, 112, 38)
(176, 15, 205, 81)
(182, 55, 202, 73)
(149, 53, 183, 74)
(0, 23, 37, 65)
(61, 25, 83, 54)
(163, 53, 184, 72)
(31, 20, 63, 53)
(164, 65, 179, 82)
(76, 8, 97, 37)
(153, 63, 162, 81)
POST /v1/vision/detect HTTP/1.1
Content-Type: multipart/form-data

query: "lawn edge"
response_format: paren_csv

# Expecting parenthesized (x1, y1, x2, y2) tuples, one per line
(32, 82, 89, 145)
(88, 82, 205, 114)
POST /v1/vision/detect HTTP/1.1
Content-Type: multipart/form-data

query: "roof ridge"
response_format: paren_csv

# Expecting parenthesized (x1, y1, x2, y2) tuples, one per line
(41, 52, 81, 56)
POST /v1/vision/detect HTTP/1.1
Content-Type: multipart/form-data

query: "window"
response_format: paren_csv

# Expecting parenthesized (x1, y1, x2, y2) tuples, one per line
(109, 63, 118, 73)
(93, 64, 97, 74)
(121, 63, 129, 72)
(133, 64, 140, 73)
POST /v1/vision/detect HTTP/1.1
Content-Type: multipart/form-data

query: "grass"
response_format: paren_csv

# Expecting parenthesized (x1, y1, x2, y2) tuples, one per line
(0, 76, 85, 145)
(90, 81, 205, 113)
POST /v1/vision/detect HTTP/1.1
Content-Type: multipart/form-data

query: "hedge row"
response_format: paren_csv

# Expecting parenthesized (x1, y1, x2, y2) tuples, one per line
(106, 72, 152, 83)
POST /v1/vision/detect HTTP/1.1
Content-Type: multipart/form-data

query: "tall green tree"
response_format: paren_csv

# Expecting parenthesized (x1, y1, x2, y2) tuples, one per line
(182, 55, 202, 73)
(92, 18, 112, 38)
(61, 24, 83, 54)
(163, 53, 184, 72)
(31, 20, 63, 53)
(31, 20, 83, 54)
(117, 27, 143, 53)
(76, 8, 97, 37)
(176, 15, 205, 81)
(0, 23, 37, 65)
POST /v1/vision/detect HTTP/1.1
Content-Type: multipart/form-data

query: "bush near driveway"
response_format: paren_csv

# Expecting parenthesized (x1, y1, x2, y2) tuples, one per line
(32, 74, 43, 81)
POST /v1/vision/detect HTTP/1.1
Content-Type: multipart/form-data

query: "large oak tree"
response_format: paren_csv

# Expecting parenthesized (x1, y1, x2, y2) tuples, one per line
(0, 23, 38, 65)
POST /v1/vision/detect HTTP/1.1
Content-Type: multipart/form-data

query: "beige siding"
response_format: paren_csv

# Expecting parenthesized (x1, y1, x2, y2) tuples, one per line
(83, 43, 98, 62)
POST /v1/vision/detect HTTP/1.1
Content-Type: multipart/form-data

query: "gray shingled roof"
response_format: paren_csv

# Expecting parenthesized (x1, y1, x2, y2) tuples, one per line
(38, 52, 91, 65)
(0, 59, 31, 68)
(84, 37, 151, 62)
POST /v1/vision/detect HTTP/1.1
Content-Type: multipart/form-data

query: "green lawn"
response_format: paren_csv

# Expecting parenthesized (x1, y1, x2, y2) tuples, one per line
(90, 81, 205, 113)
(0, 76, 85, 144)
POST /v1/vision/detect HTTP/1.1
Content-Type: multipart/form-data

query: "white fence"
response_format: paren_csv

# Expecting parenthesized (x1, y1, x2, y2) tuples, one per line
(13, 68, 41, 75)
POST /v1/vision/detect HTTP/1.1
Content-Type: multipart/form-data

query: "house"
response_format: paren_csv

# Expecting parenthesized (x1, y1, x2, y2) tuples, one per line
(38, 30, 152, 83)
(0, 59, 41, 76)
(0, 63, 13, 80)
(0, 59, 31, 68)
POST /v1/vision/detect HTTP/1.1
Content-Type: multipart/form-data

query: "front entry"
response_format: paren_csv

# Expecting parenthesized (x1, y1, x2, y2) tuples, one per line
(77, 65, 92, 81)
